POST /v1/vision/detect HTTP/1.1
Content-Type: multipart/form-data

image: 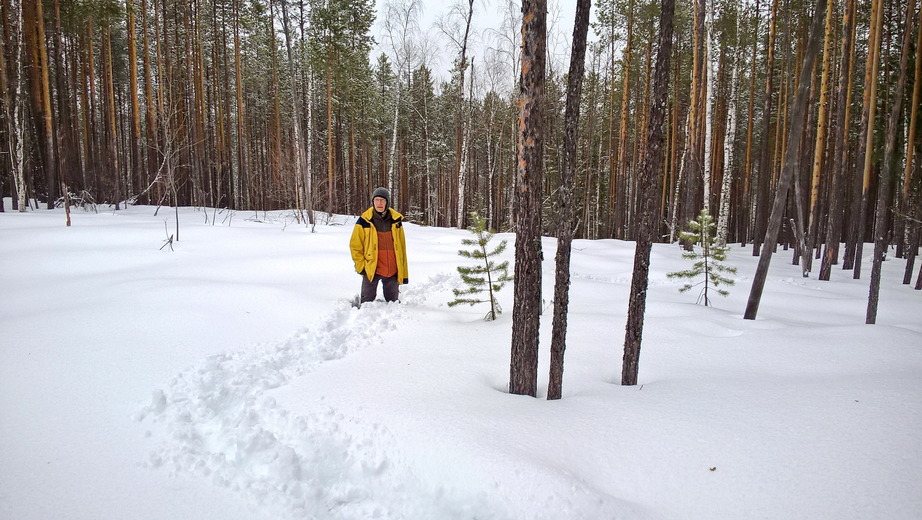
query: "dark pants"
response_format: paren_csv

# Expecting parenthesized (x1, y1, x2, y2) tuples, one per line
(361, 273, 399, 303)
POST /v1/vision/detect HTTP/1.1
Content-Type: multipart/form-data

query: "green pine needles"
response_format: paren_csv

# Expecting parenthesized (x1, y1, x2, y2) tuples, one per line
(667, 208, 738, 307)
(448, 212, 513, 321)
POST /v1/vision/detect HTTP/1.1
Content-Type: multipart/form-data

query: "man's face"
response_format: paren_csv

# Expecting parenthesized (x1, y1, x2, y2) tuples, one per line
(373, 197, 387, 212)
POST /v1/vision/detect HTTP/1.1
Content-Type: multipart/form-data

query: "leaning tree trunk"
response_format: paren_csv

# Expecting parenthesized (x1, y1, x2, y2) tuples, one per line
(744, 0, 827, 320)
(548, 0, 591, 401)
(509, 0, 546, 398)
(866, 0, 915, 324)
(622, 0, 675, 386)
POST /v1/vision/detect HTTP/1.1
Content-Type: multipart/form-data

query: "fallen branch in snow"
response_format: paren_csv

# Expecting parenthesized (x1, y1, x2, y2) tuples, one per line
(160, 220, 174, 251)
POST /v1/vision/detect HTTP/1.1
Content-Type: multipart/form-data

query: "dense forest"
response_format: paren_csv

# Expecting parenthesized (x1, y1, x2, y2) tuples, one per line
(1, 0, 920, 281)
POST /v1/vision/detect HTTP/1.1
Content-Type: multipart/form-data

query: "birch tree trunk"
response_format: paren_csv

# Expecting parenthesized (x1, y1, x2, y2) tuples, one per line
(703, 0, 716, 212)
(234, 0, 248, 210)
(717, 53, 737, 247)
(2, 0, 27, 211)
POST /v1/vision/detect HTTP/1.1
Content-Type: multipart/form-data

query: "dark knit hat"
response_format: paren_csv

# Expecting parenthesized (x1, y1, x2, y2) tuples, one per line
(371, 187, 390, 208)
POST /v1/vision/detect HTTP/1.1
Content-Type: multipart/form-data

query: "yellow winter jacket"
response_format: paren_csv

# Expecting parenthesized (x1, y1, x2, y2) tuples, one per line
(349, 207, 409, 284)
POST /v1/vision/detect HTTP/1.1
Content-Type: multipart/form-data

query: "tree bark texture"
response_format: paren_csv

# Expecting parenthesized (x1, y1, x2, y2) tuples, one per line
(510, 0, 546, 398)
(622, 0, 675, 385)
(548, 0, 590, 401)
(866, 0, 915, 324)
(744, 0, 827, 320)
(819, 0, 857, 281)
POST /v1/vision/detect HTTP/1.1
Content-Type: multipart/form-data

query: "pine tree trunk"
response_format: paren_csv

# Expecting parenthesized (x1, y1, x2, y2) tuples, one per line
(104, 23, 120, 208)
(279, 0, 313, 226)
(509, 0, 546, 398)
(623, 0, 675, 385)
(900, 3, 922, 264)
(548, 0, 590, 401)
(819, 0, 857, 280)
(744, 0, 827, 320)
(804, 0, 835, 273)
(751, 0, 780, 256)
(25, 0, 56, 209)
(866, 0, 915, 324)
(613, 0, 633, 239)
(847, 0, 884, 276)
(740, 0, 760, 247)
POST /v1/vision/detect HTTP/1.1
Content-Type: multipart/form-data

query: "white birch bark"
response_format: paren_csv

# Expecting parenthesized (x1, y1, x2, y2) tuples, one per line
(703, 0, 716, 212)
(669, 110, 693, 241)
(387, 87, 400, 191)
(383, 0, 421, 205)
(717, 55, 738, 246)
(6, 0, 27, 210)
(306, 70, 313, 222)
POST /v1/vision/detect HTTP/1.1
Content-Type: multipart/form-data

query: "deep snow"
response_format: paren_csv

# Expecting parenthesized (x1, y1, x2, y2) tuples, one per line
(1, 202, 920, 520)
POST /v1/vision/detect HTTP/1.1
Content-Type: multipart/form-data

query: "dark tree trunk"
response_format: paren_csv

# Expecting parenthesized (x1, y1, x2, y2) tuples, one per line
(548, 0, 590, 401)
(866, 0, 914, 324)
(751, 0, 780, 255)
(509, 0, 546, 398)
(622, 0, 675, 386)
(744, 0, 828, 320)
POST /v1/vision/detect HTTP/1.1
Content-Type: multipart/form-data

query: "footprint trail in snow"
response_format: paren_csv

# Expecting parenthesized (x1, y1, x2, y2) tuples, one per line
(136, 274, 485, 519)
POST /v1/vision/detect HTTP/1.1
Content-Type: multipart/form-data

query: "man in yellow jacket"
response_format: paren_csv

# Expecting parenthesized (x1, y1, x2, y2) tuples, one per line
(350, 187, 409, 304)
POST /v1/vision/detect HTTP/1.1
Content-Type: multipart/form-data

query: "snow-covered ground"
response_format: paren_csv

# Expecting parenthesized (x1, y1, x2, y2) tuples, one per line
(1, 202, 920, 520)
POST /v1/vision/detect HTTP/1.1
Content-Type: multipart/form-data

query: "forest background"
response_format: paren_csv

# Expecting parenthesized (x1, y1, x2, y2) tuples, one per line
(1, 0, 921, 286)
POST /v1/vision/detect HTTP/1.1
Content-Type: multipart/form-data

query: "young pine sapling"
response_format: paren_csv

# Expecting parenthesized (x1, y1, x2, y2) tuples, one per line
(667, 208, 737, 306)
(448, 212, 513, 321)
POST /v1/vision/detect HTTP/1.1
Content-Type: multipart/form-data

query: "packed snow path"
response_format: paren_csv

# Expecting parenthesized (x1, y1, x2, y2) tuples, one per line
(137, 277, 457, 518)
(136, 275, 641, 519)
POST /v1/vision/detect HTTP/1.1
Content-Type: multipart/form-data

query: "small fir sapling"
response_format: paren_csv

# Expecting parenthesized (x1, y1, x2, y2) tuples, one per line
(448, 212, 513, 321)
(667, 207, 737, 306)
